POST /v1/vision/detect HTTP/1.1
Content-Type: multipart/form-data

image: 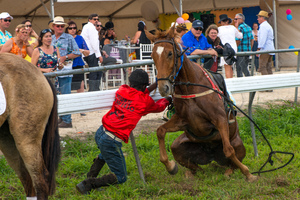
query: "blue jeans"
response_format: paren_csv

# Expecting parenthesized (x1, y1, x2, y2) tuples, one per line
(58, 77, 72, 123)
(95, 125, 127, 184)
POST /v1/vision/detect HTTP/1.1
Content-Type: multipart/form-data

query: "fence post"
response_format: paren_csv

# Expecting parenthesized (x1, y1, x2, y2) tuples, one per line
(295, 51, 300, 104)
(130, 132, 146, 184)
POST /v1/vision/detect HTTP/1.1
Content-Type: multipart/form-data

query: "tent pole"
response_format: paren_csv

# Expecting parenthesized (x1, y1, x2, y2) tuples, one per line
(50, 0, 55, 20)
(273, 0, 279, 71)
(179, 0, 182, 16)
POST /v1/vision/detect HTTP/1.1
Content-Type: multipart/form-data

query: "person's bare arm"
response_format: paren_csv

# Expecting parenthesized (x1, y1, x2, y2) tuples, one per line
(191, 48, 218, 56)
(0, 39, 13, 53)
(147, 82, 157, 93)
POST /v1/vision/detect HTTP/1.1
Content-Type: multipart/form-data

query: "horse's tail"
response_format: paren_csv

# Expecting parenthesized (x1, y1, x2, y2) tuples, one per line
(42, 78, 61, 195)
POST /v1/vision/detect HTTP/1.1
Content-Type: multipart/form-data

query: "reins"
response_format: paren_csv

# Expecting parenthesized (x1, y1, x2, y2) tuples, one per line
(154, 39, 295, 176)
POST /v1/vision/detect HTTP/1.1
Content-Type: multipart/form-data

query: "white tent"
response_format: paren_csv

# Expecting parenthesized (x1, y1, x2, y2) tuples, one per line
(1, 0, 300, 67)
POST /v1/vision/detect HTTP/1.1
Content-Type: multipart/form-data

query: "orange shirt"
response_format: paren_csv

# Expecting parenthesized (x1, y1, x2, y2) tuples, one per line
(10, 38, 27, 58)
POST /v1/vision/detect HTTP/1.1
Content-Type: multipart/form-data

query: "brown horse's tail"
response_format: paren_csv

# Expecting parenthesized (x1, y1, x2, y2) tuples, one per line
(42, 78, 61, 195)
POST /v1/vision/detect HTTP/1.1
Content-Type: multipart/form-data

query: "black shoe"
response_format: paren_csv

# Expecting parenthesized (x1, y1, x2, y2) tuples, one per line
(76, 180, 91, 195)
(58, 121, 72, 128)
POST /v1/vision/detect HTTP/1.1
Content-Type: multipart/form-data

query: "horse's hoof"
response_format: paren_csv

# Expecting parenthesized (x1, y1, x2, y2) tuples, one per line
(224, 169, 233, 177)
(184, 171, 195, 179)
(247, 175, 259, 183)
(168, 161, 178, 175)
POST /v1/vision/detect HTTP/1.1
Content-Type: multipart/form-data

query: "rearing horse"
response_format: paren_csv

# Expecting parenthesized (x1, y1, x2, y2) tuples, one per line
(146, 28, 257, 182)
(0, 53, 60, 199)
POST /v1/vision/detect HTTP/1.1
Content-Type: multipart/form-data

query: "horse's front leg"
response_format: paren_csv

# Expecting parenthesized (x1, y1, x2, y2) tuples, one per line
(156, 114, 186, 175)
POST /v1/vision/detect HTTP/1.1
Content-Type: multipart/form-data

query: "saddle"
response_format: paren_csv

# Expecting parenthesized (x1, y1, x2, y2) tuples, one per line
(207, 70, 237, 117)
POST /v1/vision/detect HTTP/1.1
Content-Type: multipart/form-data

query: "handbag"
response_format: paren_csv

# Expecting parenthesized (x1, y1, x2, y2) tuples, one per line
(223, 43, 236, 65)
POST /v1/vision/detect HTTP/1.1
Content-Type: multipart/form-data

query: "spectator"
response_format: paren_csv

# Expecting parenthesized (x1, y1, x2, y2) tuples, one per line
(100, 21, 116, 46)
(50, 16, 81, 128)
(218, 14, 243, 78)
(0, 12, 13, 51)
(256, 10, 275, 78)
(175, 23, 188, 38)
(204, 24, 224, 72)
(66, 21, 90, 97)
(126, 21, 151, 59)
(234, 13, 253, 77)
(31, 28, 62, 84)
(81, 13, 103, 92)
(76, 69, 171, 195)
(252, 22, 259, 71)
(0, 24, 34, 58)
(181, 20, 217, 64)
(21, 20, 39, 62)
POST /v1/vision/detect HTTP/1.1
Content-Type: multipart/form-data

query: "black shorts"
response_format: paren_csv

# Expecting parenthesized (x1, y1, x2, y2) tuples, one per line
(71, 65, 85, 90)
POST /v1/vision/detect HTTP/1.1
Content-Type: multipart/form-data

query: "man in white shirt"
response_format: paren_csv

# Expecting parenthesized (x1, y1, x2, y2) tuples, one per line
(256, 10, 275, 76)
(81, 14, 103, 91)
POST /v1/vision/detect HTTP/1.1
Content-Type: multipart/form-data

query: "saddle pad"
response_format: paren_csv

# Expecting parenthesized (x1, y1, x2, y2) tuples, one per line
(0, 82, 6, 115)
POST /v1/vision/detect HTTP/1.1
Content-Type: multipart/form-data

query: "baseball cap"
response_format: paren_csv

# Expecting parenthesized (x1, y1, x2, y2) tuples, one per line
(0, 12, 13, 19)
(192, 20, 203, 29)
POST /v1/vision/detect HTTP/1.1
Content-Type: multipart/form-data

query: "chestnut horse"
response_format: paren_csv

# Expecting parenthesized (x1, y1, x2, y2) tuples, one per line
(0, 53, 60, 199)
(146, 28, 257, 182)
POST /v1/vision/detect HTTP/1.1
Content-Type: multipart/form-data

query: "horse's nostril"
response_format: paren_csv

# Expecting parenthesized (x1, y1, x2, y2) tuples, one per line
(165, 85, 169, 93)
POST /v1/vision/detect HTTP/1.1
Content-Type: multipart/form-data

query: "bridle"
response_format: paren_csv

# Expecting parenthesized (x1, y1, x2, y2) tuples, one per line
(153, 38, 187, 84)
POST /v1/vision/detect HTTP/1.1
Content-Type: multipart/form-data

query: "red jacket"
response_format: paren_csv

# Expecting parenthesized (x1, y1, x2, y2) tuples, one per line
(102, 85, 169, 143)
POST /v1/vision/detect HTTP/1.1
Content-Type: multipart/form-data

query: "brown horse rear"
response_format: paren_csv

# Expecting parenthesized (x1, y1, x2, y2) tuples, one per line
(0, 53, 60, 199)
(146, 28, 257, 182)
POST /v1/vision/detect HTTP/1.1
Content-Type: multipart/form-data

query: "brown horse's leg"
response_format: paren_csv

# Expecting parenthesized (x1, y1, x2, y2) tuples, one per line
(215, 117, 257, 182)
(0, 122, 35, 197)
(171, 133, 208, 174)
(9, 117, 50, 199)
(157, 114, 186, 175)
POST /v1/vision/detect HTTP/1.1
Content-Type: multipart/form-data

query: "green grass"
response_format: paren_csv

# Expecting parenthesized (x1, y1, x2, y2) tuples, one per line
(1, 102, 300, 199)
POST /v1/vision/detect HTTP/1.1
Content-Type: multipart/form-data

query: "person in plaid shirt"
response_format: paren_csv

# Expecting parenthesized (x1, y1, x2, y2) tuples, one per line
(234, 13, 254, 77)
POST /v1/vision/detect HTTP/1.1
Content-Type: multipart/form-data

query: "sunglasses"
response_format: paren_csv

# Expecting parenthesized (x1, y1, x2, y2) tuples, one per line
(194, 27, 203, 31)
(55, 25, 65, 28)
(3, 19, 11, 22)
(92, 18, 99, 21)
(42, 29, 52, 34)
(96, 25, 101, 27)
(234, 18, 242, 20)
(26, 25, 32, 27)
(68, 27, 77, 30)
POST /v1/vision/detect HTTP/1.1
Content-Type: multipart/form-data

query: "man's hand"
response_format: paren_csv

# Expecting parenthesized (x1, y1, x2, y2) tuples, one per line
(209, 49, 218, 57)
(165, 96, 172, 104)
(102, 50, 109, 58)
(99, 56, 103, 63)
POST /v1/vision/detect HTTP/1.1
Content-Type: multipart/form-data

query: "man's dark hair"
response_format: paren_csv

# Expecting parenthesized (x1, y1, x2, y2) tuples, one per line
(88, 14, 98, 20)
(129, 69, 149, 91)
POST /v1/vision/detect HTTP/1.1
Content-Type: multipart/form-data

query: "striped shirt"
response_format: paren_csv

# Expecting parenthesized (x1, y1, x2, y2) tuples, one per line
(237, 22, 253, 52)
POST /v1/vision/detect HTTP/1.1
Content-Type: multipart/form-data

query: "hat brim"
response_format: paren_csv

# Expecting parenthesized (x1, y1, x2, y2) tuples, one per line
(256, 14, 269, 18)
(218, 18, 232, 24)
(49, 22, 68, 29)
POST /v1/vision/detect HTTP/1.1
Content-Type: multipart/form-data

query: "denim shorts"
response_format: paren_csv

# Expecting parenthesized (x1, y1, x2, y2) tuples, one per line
(95, 125, 127, 183)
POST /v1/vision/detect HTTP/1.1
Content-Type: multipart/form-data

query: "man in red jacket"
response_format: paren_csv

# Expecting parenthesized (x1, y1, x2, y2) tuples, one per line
(76, 69, 171, 194)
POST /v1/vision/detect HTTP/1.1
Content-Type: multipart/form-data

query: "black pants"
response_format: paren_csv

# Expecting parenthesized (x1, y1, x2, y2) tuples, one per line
(84, 54, 102, 91)
(236, 56, 250, 77)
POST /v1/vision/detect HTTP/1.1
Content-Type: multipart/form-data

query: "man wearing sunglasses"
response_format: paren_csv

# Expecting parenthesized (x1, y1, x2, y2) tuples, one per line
(181, 20, 217, 63)
(0, 12, 13, 51)
(81, 13, 104, 91)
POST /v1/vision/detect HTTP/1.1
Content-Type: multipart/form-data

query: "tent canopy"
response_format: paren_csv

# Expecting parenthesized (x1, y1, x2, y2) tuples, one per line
(4, 0, 260, 19)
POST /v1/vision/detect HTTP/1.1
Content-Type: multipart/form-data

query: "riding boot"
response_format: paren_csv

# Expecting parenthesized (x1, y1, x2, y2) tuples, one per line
(87, 157, 106, 178)
(76, 174, 118, 195)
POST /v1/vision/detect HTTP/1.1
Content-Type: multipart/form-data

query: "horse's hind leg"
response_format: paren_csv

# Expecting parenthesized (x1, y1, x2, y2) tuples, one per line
(9, 119, 50, 199)
(171, 133, 211, 174)
(0, 121, 35, 196)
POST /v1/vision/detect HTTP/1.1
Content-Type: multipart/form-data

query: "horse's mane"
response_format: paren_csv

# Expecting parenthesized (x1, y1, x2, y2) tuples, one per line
(152, 26, 181, 42)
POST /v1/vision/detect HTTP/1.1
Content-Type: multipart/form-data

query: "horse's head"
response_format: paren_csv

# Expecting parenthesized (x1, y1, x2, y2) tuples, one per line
(146, 26, 183, 97)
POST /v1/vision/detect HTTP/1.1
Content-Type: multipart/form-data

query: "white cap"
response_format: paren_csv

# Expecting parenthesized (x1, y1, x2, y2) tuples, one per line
(0, 12, 13, 19)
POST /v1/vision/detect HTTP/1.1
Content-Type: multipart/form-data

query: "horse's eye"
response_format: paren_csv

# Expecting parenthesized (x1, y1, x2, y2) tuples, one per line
(168, 51, 173, 57)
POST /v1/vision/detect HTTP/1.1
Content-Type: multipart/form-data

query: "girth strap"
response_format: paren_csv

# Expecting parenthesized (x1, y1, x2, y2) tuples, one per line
(173, 90, 214, 99)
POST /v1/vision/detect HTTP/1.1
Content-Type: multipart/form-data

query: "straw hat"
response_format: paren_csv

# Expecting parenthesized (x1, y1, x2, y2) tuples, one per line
(48, 16, 68, 29)
(257, 10, 269, 18)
